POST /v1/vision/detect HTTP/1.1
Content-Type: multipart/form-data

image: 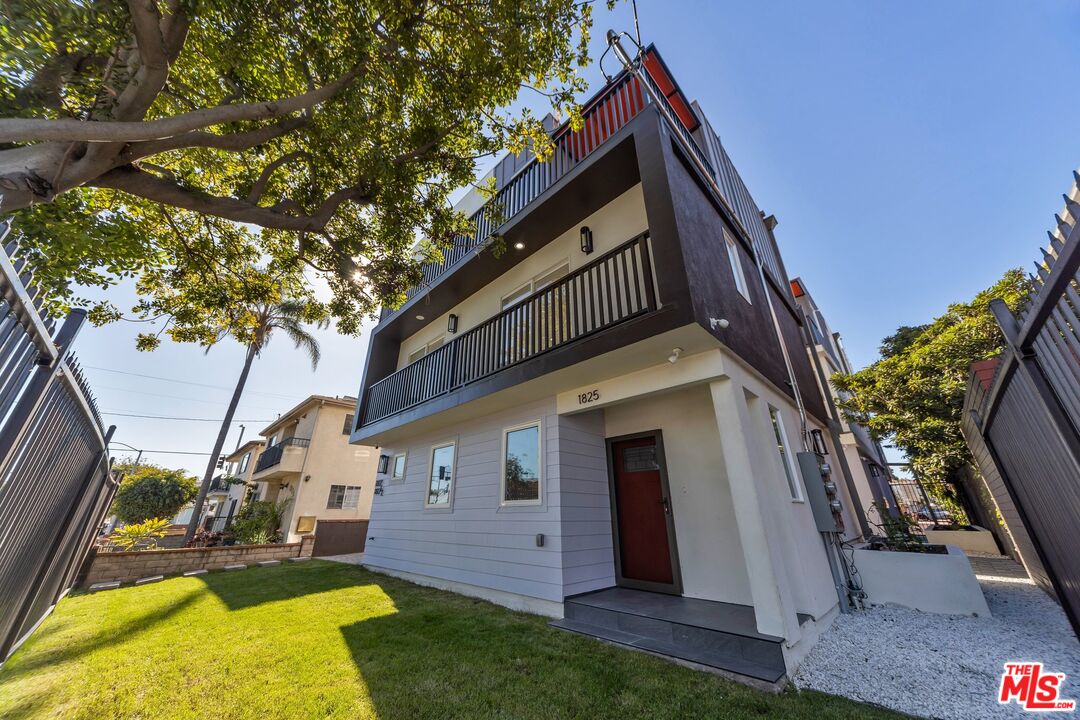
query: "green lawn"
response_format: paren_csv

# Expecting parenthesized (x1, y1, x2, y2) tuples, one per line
(0, 560, 903, 719)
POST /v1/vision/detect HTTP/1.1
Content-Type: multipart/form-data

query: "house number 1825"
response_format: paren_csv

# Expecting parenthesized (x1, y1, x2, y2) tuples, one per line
(578, 389, 601, 405)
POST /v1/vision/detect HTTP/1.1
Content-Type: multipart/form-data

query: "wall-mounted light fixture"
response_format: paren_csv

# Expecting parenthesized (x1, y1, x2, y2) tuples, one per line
(378, 455, 390, 474)
(447, 313, 459, 334)
(809, 429, 828, 455)
(667, 347, 683, 364)
(580, 226, 594, 254)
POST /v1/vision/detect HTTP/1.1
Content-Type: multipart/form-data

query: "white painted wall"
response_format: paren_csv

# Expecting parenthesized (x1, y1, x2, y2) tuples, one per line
(396, 184, 649, 369)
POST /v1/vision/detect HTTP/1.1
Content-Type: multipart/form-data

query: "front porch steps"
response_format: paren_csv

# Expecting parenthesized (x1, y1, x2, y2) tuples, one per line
(550, 587, 791, 684)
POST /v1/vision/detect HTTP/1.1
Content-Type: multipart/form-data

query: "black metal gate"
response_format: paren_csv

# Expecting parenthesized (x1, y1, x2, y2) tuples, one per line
(963, 171, 1080, 638)
(0, 220, 116, 662)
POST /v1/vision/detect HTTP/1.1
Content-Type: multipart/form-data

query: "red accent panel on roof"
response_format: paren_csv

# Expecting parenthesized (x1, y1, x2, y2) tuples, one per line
(790, 279, 806, 298)
(642, 49, 700, 133)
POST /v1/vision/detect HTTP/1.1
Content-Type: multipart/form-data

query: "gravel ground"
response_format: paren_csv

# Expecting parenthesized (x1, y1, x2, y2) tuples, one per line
(793, 555, 1080, 719)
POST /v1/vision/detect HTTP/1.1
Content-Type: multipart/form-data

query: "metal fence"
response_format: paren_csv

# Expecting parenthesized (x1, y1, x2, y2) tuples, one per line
(963, 170, 1080, 638)
(0, 220, 116, 663)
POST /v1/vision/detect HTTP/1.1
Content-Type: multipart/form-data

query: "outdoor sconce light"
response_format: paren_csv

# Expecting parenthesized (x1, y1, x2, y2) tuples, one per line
(378, 455, 390, 474)
(810, 429, 829, 455)
(580, 226, 593, 254)
(447, 314, 458, 334)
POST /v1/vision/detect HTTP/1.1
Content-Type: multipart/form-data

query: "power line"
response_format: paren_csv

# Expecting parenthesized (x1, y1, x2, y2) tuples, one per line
(111, 448, 214, 456)
(86, 365, 298, 400)
(101, 411, 273, 422)
(94, 384, 280, 412)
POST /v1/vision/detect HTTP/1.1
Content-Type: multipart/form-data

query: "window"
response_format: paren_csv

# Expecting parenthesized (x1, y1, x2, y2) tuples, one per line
(502, 422, 541, 504)
(327, 484, 362, 510)
(725, 229, 751, 303)
(342, 414, 354, 434)
(426, 442, 455, 507)
(238, 452, 250, 474)
(392, 453, 407, 482)
(769, 406, 802, 501)
(266, 435, 278, 448)
(407, 337, 445, 365)
(501, 262, 570, 363)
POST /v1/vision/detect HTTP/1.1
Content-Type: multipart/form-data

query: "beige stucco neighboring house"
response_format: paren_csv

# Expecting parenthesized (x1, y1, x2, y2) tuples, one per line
(250, 394, 378, 544)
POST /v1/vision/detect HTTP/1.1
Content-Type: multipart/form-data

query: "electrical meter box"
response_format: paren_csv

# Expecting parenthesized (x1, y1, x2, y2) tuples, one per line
(798, 451, 844, 533)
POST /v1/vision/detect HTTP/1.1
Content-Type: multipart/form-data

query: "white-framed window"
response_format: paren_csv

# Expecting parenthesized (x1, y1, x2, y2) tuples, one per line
(768, 406, 802, 501)
(425, 442, 456, 508)
(407, 336, 445, 365)
(501, 421, 542, 505)
(501, 261, 570, 310)
(724, 229, 751, 303)
(392, 453, 407, 482)
(238, 452, 251, 474)
(327, 484, 362, 510)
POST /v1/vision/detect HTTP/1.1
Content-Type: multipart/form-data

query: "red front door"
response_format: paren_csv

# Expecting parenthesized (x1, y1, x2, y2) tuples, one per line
(611, 435, 676, 589)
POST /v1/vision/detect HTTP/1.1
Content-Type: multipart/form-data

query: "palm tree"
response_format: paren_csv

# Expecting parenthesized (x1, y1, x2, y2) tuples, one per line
(184, 300, 327, 543)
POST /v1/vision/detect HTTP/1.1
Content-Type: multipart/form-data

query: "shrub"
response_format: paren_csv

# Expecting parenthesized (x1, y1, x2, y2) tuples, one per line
(231, 499, 290, 545)
(112, 463, 198, 523)
(108, 518, 171, 551)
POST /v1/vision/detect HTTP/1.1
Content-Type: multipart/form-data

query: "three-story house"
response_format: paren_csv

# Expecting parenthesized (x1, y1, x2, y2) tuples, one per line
(350, 41, 852, 684)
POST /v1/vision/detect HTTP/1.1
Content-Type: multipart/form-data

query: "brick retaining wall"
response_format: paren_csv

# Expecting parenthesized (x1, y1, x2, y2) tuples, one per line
(82, 535, 315, 586)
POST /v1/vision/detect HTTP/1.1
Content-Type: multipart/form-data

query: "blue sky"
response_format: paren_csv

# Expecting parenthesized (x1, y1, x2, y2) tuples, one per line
(74, 1, 1080, 474)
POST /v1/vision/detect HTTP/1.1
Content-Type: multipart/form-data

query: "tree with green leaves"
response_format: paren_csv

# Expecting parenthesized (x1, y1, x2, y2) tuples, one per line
(111, 461, 198, 523)
(1, 0, 604, 339)
(832, 269, 1032, 514)
(184, 299, 327, 542)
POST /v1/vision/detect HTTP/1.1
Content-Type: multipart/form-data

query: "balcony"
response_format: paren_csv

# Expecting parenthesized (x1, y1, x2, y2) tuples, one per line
(253, 437, 310, 478)
(361, 235, 656, 426)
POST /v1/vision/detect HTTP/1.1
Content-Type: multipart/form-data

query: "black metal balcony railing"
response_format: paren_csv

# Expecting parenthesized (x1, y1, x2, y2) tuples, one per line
(362, 235, 655, 425)
(253, 437, 310, 473)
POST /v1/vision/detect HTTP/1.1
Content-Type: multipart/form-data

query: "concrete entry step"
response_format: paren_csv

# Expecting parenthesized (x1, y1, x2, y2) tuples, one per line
(552, 587, 788, 684)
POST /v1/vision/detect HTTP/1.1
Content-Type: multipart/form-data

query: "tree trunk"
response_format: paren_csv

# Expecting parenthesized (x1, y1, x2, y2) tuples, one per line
(184, 343, 258, 544)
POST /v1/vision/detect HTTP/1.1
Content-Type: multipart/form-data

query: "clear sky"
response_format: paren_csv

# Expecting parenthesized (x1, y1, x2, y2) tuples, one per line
(72, 0, 1080, 475)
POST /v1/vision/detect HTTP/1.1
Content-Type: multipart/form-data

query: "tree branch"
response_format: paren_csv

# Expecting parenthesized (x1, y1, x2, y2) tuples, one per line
(0, 67, 359, 143)
(120, 116, 310, 161)
(92, 166, 372, 232)
(247, 151, 307, 204)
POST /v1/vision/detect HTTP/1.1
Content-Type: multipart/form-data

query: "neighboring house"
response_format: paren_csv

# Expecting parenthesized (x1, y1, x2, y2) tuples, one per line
(250, 395, 379, 547)
(790, 277, 897, 533)
(202, 439, 265, 532)
(349, 44, 858, 682)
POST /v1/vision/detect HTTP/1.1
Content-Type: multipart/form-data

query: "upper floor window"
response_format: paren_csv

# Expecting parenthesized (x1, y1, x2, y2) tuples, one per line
(342, 414, 354, 434)
(724, 229, 751, 303)
(327, 484, 362, 510)
(501, 262, 569, 309)
(502, 422, 541, 504)
(768, 406, 802, 501)
(426, 442, 456, 507)
(238, 452, 250, 474)
(408, 336, 444, 364)
(267, 435, 278, 448)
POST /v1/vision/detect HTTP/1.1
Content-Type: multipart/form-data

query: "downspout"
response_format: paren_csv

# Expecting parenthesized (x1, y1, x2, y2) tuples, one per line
(608, 31, 811, 452)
